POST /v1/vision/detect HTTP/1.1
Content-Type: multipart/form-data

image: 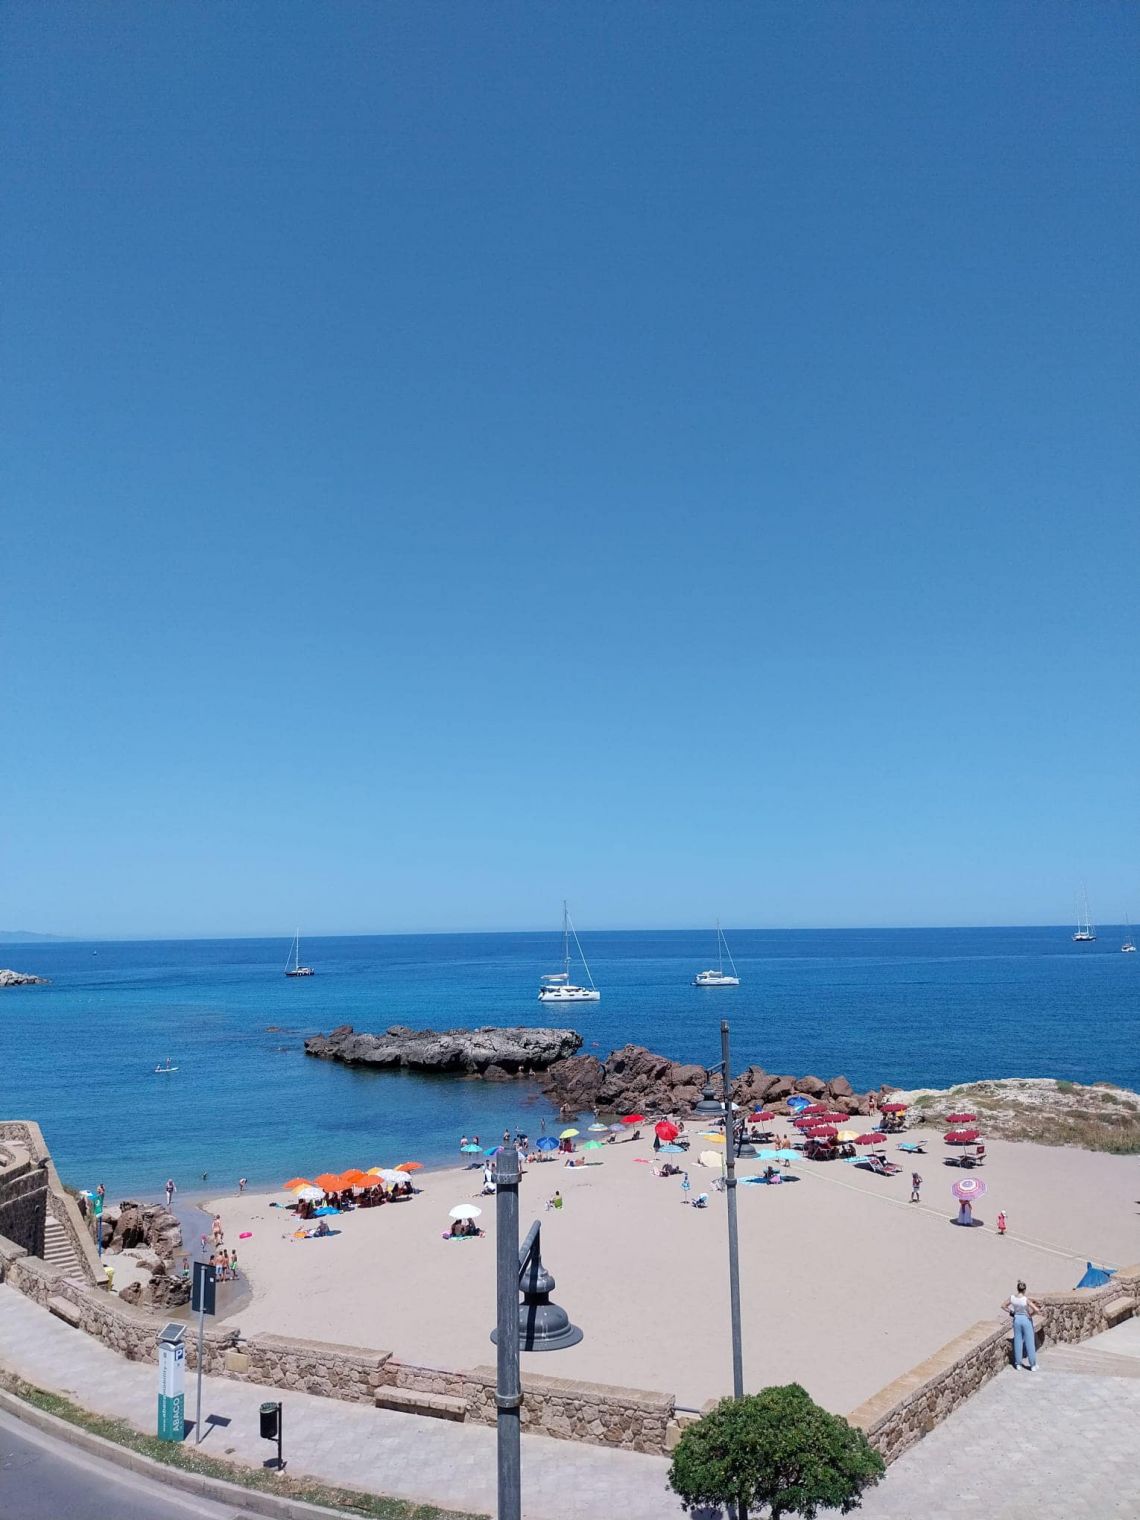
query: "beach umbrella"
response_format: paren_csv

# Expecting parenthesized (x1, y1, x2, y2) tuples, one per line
(774, 1149, 800, 1161)
(786, 1095, 811, 1111)
(621, 1114, 645, 1125)
(945, 1130, 980, 1144)
(295, 1186, 323, 1201)
(536, 1136, 559, 1152)
(660, 1143, 685, 1153)
(879, 1102, 908, 1114)
(1075, 1262, 1116, 1290)
(587, 1122, 608, 1132)
(283, 1177, 312, 1190)
(582, 1141, 603, 1151)
(749, 1111, 775, 1122)
(699, 1133, 726, 1144)
(835, 1130, 860, 1143)
(946, 1113, 977, 1123)
(754, 1149, 782, 1161)
(698, 1150, 724, 1169)
(951, 1178, 988, 1202)
(395, 1161, 423, 1172)
(314, 1173, 343, 1191)
(374, 1170, 406, 1184)
(559, 1128, 580, 1139)
(854, 1134, 881, 1145)
(460, 1143, 482, 1153)
(655, 1121, 679, 1142)
(608, 1122, 625, 1132)
(448, 1204, 483, 1221)
(341, 1169, 371, 1186)
(801, 1104, 828, 1115)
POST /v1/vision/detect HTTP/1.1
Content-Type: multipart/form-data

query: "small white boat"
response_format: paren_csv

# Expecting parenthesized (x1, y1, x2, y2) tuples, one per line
(538, 902, 600, 1002)
(1072, 888, 1096, 943)
(285, 930, 314, 977)
(1123, 918, 1136, 953)
(154, 1059, 178, 1074)
(693, 919, 740, 986)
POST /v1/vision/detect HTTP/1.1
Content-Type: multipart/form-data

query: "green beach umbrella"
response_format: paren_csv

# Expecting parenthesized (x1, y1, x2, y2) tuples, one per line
(582, 1140, 603, 1150)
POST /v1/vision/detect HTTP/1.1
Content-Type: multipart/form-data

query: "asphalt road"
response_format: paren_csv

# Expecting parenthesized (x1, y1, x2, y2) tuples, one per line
(0, 1407, 252, 1520)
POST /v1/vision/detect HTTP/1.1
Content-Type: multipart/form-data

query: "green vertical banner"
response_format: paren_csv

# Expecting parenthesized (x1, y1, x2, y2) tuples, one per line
(157, 1334, 186, 1441)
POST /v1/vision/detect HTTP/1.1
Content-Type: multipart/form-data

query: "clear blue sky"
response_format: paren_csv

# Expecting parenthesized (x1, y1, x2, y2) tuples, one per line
(3, 3, 1137, 938)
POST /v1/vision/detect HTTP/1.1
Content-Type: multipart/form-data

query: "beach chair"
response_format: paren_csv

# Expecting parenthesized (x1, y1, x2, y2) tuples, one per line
(973, 1144, 986, 1164)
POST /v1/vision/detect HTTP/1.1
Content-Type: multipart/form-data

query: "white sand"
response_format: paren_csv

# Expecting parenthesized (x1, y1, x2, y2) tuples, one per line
(206, 1125, 1140, 1415)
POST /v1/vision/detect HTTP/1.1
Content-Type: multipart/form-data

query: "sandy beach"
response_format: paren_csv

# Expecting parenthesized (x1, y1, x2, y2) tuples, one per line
(205, 1121, 1140, 1415)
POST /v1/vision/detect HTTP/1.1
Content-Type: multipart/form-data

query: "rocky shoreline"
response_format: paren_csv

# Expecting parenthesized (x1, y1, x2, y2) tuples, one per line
(304, 1024, 582, 1078)
(540, 1043, 894, 1118)
(0, 969, 49, 987)
(894, 1076, 1140, 1153)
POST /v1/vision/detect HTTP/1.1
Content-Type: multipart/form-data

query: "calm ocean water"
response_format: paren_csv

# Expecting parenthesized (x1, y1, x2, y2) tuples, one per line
(2, 928, 1136, 1198)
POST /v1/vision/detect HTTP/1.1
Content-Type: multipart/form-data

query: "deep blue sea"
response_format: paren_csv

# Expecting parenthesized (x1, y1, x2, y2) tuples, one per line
(2, 928, 1136, 1199)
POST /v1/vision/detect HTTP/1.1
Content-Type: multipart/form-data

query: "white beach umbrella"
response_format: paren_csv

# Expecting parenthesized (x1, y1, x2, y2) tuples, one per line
(448, 1204, 483, 1221)
(375, 1169, 407, 1184)
(698, 1150, 725, 1169)
(295, 1186, 323, 1200)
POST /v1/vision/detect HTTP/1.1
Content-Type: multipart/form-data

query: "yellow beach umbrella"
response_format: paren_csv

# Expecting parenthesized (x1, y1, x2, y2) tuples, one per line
(700, 1133, 725, 1144)
(836, 1130, 860, 1143)
(559, 1128, 579, 1139)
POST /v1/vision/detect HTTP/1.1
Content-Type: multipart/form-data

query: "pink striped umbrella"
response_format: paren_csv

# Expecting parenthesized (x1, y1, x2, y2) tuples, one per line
(951, 1178, 988, 1201)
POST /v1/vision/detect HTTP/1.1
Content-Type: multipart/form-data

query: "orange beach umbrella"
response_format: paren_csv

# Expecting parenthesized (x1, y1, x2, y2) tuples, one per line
(395, 1161, 423, 1172)
(283, 1177, 312, 1190)
(314, 1172, 344, 1191)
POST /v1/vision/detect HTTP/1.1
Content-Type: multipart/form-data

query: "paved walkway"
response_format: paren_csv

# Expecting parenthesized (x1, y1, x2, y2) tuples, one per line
(4, 1285, 1138, 1519)
(858, 1320, 1140, 1519)
(0, 1286, 683, 1520)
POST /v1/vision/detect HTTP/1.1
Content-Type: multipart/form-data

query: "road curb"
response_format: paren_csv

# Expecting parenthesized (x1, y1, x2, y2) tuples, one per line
(0, 1385, 359, 1519)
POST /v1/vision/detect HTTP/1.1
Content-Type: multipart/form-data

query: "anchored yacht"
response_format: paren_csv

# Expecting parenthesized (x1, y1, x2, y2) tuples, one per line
(538, 902, 600, 1002)
(693, 920, 740, 986)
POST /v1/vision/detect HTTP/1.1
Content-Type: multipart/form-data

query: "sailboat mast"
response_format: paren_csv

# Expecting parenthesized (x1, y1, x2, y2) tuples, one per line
(562, 900, 570, 979)
(717, 917, 723, 976)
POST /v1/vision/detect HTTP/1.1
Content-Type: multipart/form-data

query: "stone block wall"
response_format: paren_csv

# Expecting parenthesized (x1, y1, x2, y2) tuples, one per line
(0, 1121, 103, 1285)
(0, 1145, 47, 1260)
(851, 1263, 1140, 1465)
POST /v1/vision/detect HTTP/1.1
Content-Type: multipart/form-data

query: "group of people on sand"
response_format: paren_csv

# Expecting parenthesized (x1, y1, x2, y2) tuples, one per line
(290, 1181, 414, 1219)
(447, 1215, 483, 1238)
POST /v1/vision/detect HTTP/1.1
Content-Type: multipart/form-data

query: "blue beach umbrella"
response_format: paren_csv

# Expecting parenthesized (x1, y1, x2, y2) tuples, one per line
(786, 1095, 811, 1113)
(460, 1143, 481, 1153)
(536, 1136, 559, 1152)
(484, 1145, 502, 1156)
(660, 1143, 685, 1153)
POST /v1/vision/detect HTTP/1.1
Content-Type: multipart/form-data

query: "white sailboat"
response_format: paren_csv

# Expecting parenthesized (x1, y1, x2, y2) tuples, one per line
(693, 920, 740, 986)
(1072, 889, 1096, 943)
(538, 902, 600, 1002)
(285, 930, 314, 977)
(1122, 917, 1136, 953)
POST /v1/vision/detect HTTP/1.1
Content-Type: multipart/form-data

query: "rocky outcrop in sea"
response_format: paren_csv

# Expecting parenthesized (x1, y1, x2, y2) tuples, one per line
(0, 969, 49, 987)
(541, 1043, 895, 1118)
(304, 1024, 583, 1078)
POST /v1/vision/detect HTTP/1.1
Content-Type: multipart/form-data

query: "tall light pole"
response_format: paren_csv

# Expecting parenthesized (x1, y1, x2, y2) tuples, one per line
(693, 1019, 744, 1400)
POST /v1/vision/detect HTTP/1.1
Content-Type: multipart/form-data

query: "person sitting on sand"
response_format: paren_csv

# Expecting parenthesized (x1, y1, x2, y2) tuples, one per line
(692, 1193, 709, 1209)
(546, 1191, 563, 1211)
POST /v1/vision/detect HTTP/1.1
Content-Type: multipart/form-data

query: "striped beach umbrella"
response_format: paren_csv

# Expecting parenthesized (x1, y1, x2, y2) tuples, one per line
(952, 1177, 988, 1201)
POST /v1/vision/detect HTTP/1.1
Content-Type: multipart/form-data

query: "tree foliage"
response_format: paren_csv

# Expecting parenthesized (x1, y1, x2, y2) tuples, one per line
(668, 1384, 885, 1520)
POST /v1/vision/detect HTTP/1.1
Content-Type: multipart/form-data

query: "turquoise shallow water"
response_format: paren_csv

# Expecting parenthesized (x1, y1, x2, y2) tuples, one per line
(2, 927, 1136, 1198)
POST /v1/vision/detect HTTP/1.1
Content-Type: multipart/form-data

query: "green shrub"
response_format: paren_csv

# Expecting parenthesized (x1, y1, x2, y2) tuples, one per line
(669, 1385, 885, 1519)
(1055, 1080, 1075, 1094)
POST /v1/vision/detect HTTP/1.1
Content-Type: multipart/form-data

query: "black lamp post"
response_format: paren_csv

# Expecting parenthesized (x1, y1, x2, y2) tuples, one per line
(491, 1144, 582, 1520)
(693, 1021, 745, 1403)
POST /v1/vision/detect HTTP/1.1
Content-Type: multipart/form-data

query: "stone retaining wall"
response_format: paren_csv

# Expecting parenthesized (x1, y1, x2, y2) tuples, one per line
(0, 1145, 46, 1259)
(0, 1122, 103, 1286)
(851, 1263, 1140, 1464)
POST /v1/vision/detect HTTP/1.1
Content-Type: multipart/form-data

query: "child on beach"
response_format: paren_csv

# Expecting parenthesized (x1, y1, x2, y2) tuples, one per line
(910, 1172, 922, 1203)
(997, 1211, 1007, 1236)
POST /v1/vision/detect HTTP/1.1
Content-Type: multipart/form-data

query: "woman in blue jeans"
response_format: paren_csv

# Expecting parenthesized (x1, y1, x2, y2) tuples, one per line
(1002, 1280, 1043, 1369)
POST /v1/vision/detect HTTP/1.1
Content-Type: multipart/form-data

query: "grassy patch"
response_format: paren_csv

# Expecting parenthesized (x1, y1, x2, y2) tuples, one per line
(0, 1373, 484, 1520)
(912, 1095, 933, 1109)
(1055, 1079, 1075, 1094)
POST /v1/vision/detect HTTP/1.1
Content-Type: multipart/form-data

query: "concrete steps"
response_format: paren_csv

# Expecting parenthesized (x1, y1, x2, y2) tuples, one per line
(1038, 1343, 1140, 1379)
(42, 1215, 86, 1281)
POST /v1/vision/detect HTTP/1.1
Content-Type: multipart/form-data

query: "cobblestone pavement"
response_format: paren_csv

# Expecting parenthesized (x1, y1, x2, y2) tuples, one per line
(0, 1286, 684, 1520)
(3, 1285, 1138, 1520)
(859, 1323, 1140, 1520)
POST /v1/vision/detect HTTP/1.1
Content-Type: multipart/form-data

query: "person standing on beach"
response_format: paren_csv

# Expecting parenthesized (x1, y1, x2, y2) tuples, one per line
(238, 1177, 247, 1193)
(997, 1210, 1007, 1236)
(910, 1172, 922, 1203)
(164, 1178, 176, 1209)
(1003, 1281, 1042, 1369)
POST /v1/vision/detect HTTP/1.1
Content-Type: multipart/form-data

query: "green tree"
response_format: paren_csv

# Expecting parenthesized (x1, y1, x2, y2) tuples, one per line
(668, 1385, 885, 1520)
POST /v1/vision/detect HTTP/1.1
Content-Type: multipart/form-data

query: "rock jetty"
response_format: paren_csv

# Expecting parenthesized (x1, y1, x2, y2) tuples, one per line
(541, 1043, 894, 1119)
(97, 1200, 189, 1309)
(304, 1024, 583, 1079)
(0, 969, 49, 987)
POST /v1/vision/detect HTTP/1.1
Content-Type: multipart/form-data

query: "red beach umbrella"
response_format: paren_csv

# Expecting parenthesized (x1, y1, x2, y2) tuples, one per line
(802, 1104, 828, 1115)
(749, 1111, 775, 1122)
(808, 1126, 838, 1139)
(654, 1121, 679, 1142)
(621, 1114, 645, 1125)
(854, 1134, 881, 1145)
(946, 1113, 977, 1123)
(945, 1129, 980, 1145)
